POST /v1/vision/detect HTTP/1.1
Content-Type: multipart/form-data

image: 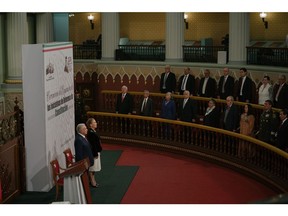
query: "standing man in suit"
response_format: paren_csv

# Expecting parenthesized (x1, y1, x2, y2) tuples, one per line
(198, 69, 217, 98)
(217, 67, 235, 100)
(236, 68, 253, 103)
(222, 96, 239, 131)
(74, 123, 95, 186)
(116, 85, 133, 114)
(116, 85, 133, 133)
(178, 67, 196, 95)
(160, 65, 176, 93)
(276, 109, 288, 152)
(177, 90, 197, 123)
(139, 90, 153, 117)
(273, 74, 288, 109)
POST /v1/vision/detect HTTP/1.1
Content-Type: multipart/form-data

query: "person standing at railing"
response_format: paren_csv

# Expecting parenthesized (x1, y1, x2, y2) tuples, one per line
(257, 76, 273, 105)
(217, 67, 235, 100)
(255, 100, 279, 145)
(272, 74, 288, 109)
(203, 99, 219, 128)
(197, 69, 217, 98)
(221, 96, 239, 132)
(116, 85, 133, 134)
(178, 67, 196, 95)
(160, 92, 176, 139)
(236, 68, 253, 103)
(139, 90, 154, 117)
(177, 90, 197, 123)
(160, 65, 176, 93)
(238, 104, 255, 158)
(275, 109, 288, 152)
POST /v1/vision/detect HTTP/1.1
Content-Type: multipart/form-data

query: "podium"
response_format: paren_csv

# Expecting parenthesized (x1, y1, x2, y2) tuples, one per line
(59, 158, 92, 204)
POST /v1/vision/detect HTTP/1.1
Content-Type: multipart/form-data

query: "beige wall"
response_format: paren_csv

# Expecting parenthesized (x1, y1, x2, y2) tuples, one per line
(250, 12, 288, 41)
(68, 12, 288, 45)
(69, 12, 101, 44)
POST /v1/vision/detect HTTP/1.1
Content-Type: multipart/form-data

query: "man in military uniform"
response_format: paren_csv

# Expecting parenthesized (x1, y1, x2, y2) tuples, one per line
(256, 100, 279, 145)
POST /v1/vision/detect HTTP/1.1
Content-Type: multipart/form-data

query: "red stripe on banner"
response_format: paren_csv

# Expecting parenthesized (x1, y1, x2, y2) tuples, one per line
(43, 45, 73, 52)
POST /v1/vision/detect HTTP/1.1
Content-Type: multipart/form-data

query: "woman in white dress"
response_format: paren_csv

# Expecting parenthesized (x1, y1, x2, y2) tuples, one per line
(86, 118, 102, 188)
(258, 76, 273, 105)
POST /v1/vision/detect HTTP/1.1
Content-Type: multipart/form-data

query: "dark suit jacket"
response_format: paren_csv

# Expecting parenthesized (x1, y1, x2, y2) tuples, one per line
(237, 76, 253, 102)
(178, 74, 196, 95)
(203, 107, 219, 128)
(277, 119, 288, 151)
(116, 93, 133, 114)
(222, 104, 239, 131)
(139, 97, 154, 116)
(160, 72, 176, 93)
(218, 75, 235, 99)
(178, 98, 197, 122)
(273, 83, 288, 109)
(160, 99, 176, 120)
(86, 128, 102, 157)
(74, 133, 94, 166)
(198, 77, 217, 98)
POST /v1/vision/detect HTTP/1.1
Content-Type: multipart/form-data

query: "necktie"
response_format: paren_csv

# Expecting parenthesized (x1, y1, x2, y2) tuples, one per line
(224, 106, 230, 123)
(240, 77, 245, 96)
(183, 99, 188, 108)
(163, 73, 168, 88)
(181, 75, 188, 91)
(222, 76, 227, 93)
(122, 94, 125, 102)
(141, 98, 147, 112)
(202, 78, 208, 94)
(275, 84, 283, 102)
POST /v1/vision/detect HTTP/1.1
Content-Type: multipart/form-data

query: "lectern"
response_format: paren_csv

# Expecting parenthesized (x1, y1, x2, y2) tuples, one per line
(59, 158, 92, 204)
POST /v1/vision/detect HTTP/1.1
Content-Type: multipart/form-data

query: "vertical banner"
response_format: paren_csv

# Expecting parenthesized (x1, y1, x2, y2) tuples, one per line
(23, 42, 74, 191)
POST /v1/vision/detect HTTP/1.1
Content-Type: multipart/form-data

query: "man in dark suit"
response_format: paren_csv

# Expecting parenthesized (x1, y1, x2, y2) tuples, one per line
(198, 69, 217, 98)
(178, 67, 196, 95)
(236, 68, 253, 103)
(139, 90, 153, 117)
(217, 67, 235, 100)
(160, 65, 176, 93)
(222, 96, 239, 131)
(74, 123, 94, 166)
(276, 109, 288, 152)
(116, 85, 133, 133)
(177, 90, 197, 123)
(273, 75, 288, 109)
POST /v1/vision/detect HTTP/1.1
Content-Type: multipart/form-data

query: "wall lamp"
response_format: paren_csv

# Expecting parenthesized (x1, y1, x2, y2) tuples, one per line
(184, 13, 188, 30)
(88, 14, 94, 30)
(260, 12, 268, 29)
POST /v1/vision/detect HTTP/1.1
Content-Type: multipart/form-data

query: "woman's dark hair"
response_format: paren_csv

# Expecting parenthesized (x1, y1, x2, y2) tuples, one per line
(263, 75, 270, 81)
(86, 118, 95, 128)
(244, 104, 253, 116)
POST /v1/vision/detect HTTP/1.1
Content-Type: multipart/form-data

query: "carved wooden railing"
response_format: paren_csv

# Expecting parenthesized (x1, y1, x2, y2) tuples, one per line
(100, 90, 281, 132)
(87, 111, 288, 193)
(0, 105, 24, 203)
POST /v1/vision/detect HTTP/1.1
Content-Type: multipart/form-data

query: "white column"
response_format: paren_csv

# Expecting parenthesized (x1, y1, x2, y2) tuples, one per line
(6, 13, 28, 82)
(36, 13, 54, 43)
(101, 13, 119, 61)
(165, 13, 184, 62)
(229, 13, 250, 65)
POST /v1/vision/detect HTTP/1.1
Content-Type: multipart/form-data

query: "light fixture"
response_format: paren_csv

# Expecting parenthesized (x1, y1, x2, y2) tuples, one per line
(259, 12, 268, 29)
(68, 13, 74, 18)
(184, 13, 188, 30)
(87, 14, 94, 30)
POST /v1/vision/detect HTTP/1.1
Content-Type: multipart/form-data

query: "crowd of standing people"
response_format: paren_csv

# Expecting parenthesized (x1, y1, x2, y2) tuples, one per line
(113, 65, 288, 153)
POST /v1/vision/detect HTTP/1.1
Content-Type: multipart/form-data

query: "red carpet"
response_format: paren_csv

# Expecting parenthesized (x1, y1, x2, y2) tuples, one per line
(103, 143, 277, 204)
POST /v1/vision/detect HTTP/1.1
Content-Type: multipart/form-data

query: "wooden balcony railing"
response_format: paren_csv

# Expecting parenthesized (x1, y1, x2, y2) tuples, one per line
(247, 47, 288, 67)
(183, 46, 227, 63)
(73, 44, 101, 60)
(87, 111, 288, 193)
(115, 45, 165, 61)
(100, 90, 281, 132)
